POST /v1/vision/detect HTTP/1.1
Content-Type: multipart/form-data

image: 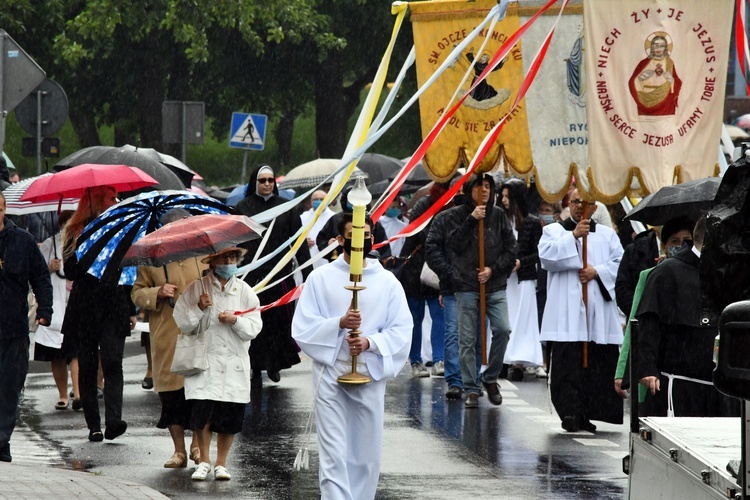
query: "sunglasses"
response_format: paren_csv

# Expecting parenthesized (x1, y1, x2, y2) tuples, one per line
(257, 178, 275, 184)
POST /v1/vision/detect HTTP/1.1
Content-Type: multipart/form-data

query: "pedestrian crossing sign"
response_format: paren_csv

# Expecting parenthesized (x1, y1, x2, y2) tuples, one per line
(229, 112, 267, 150)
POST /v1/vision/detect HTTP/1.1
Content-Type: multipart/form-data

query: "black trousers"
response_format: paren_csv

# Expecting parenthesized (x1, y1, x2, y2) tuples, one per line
(0, 336, 30, 446)
(76, 323, 126, 431)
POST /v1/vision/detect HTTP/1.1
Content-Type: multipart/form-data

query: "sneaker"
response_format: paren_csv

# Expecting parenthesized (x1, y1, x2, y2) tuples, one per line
(445, 386, 463, 400)
(481, 379, 503, 406)
(432, 360, 445, 377)
(534, 366, 548, 378)
(192, 462, 212, 481)
(214, 465, 231, 480)
(464, 393, 479, 409)
(411, 362, 429, 378)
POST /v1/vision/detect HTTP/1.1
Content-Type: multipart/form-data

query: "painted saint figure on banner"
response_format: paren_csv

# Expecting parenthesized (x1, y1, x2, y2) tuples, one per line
(628, 33, 682, 116)
(464, 51, 511, 110)
(565, 32, 585, 107)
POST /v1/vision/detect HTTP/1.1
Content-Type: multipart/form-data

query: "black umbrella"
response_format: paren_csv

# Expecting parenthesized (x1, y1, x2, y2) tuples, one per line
(119, 144, 198, 187)
(368, 179, 420, 199)
(55, 145, 185, 191)
(623, 177, 721, 226)
(398, 157, 435, 187)
(358, 153, 404, 185)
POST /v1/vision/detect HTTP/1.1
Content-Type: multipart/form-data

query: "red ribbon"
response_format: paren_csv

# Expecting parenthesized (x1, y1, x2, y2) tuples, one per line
(234, 284, 304, 315)
(735, 0, 750, 96)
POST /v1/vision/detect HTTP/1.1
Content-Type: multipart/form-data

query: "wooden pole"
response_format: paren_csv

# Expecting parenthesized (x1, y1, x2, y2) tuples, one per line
(581, 201, 589, 368)
(479, 218, 487, 365)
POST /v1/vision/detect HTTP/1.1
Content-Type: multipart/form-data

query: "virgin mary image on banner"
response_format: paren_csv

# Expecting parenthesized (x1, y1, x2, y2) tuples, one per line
(628, 32, 682, 116)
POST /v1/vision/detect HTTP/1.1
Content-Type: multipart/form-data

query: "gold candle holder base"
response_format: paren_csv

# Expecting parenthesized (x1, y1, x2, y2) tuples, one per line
(338, 283, 372, 385)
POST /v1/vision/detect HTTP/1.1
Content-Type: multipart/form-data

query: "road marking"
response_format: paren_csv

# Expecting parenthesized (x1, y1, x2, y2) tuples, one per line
(572, 438, 620, 447)
(505, 406, 545, 413)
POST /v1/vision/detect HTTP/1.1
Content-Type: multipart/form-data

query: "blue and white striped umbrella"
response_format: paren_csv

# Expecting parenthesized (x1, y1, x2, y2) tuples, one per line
(75, 190, 233, 285)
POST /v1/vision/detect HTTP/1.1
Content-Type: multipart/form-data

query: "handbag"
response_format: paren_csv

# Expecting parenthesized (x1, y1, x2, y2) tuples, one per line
(420, 262, 440, 289)
(170, 331, 209, 376)
(382, 243, 423, 281)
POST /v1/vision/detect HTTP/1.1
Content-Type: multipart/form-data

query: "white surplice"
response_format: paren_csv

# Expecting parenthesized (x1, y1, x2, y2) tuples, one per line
(292, 255, 412, 500)
(538, 221, 623, 345)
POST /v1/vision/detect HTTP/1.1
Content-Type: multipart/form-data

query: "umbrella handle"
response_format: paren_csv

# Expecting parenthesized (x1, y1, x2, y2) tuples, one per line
(163, 265, 175, 308)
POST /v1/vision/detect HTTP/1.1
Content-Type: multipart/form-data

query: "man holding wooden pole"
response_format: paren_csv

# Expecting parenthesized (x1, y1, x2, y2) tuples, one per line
(447, 174, 517, 410)
(538, 189, 624, 432)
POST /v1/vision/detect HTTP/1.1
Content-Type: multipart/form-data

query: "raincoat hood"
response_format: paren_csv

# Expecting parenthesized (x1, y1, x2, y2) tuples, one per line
(463, 173, 496, 209)
(501, 178, 529, 217)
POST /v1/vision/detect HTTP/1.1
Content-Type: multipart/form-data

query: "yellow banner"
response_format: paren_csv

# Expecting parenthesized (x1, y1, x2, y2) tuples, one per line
(583, 0, 733, 202)
(411, 0, 532, 181)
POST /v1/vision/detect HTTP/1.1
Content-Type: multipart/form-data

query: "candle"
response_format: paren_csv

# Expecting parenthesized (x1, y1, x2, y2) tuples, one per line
(347, 176, 372, 280)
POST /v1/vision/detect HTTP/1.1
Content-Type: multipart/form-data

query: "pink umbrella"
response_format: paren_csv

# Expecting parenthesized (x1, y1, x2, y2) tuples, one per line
(20, 163, 158, 202)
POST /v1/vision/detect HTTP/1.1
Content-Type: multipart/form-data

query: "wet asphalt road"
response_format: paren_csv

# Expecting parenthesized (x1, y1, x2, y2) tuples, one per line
(19, 334, 629, 499)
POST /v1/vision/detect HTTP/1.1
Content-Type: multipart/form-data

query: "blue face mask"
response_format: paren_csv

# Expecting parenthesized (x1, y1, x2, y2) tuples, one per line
(540, 214, 555, 224)
(385, 208, 400, 218)
(214, 264, 238, 279)
(311, 199, 322, 210)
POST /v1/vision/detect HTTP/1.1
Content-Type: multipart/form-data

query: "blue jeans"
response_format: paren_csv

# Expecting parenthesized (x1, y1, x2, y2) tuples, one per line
(456, 290, 511, 395)
(443, 295, 482, 389)
(0, 336, 30, 447)
(407, 296, 445, 364)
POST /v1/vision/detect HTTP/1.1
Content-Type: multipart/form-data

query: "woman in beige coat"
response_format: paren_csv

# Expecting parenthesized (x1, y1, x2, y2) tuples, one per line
(132, 258, 208, 467)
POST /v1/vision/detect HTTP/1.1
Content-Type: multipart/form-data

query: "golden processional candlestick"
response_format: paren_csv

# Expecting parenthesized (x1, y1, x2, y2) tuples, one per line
(338, 176, 372, 385)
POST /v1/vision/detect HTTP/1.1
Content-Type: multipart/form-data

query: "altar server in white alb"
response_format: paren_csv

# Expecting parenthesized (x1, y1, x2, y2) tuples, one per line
(538, 189, 624, 433)
(292, 213, 412, 500)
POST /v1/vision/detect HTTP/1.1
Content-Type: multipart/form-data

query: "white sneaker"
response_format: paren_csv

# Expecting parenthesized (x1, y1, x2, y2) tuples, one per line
(411, 362, 429, 378)
(432, 360, 445, 377)
(192, 462, 212, 481)
(535, 366, 548, 378)
(214, 465, 231, 480)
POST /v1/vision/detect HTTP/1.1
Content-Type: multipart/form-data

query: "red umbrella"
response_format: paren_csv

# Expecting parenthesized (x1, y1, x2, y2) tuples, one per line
(20, 163, 158, 202)
(121, 214, 265, 267)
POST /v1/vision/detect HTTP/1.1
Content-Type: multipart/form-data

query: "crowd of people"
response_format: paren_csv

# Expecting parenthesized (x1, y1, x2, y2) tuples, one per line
(0, 154, 740, 495)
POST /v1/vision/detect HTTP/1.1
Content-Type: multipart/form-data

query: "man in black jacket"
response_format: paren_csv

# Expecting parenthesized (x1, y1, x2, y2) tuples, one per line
(447, 174, 517, 409)
(0, 193, 53, 461)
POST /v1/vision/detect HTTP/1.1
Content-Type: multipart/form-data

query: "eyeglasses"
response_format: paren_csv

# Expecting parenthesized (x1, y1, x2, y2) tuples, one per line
(569, 199, 583, 206)
(257, 178, 275, 184)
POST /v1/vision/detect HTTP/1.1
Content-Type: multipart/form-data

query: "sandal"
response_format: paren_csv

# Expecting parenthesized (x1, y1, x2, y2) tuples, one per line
(163, 451, 187, 468)
(189, 447, 201, 465)
(141, 377, 153, 390)
(54, 400, 69, 410)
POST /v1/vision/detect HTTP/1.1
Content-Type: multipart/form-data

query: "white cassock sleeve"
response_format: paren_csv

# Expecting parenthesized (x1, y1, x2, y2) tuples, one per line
(538, 223, 582, 273)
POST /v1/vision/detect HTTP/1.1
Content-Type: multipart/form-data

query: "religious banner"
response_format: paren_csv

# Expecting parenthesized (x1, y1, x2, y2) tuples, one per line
(583, 0, 734, 203)
(411, 0, 532, 181)
(520, 5, 585, 201)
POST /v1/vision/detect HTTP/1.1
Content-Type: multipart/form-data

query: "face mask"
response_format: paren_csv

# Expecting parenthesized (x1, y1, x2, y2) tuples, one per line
(312, 200, 322, 210)
(666, 240, 692, 258)
(385, 208, 400, 218)
(214, 264, 238, 279)
(540, 214, 555, 224)
(342, 238, 373, 256)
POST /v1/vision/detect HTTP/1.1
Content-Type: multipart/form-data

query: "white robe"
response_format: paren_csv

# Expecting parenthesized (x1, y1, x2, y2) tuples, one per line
(292, 256, 412, 500)
(300, 207, 335, 269)
(539, 222, 623, 345)
(378, 216, 407, 258)
(34, 234, 67, 349)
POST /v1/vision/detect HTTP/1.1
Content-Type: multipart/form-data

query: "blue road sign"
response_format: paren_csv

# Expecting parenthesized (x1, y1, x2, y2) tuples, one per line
(229, 112, 267, 150)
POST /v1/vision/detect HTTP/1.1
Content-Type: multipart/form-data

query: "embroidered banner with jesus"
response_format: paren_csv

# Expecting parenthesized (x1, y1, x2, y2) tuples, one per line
(583, 0, 733, 202)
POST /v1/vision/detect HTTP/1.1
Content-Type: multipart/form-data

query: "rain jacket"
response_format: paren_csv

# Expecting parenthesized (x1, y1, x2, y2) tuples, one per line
(173, 273, 262, 403)
(446, 174, 517, 293)
(0, 218, 53, 339)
